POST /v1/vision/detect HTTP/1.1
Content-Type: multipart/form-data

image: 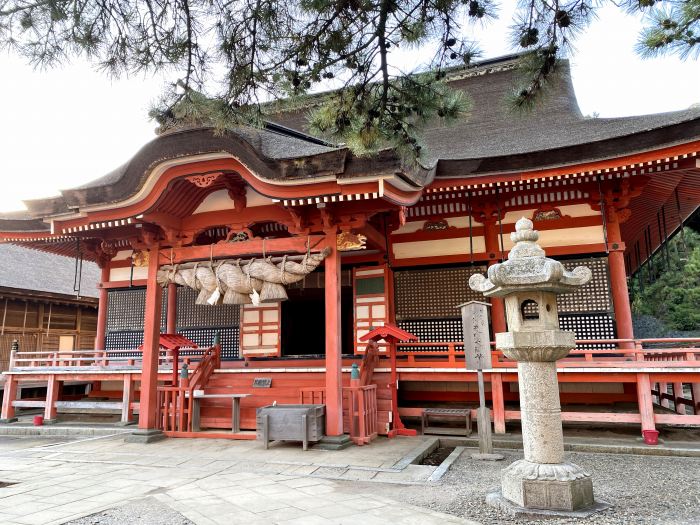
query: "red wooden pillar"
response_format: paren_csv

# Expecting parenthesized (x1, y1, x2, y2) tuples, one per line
(132, 244, 164, 441)
(491, 372, 506, 434)
(324, 230, 343, 437)
(95, 265, 110, 349)
(659, 382, 670, 408)
(637, 373, 658, 444)
(606, 211, 634, 341)
(0, 375, 18, 422)
(166, 283, 177, 334)
(44, 375, 59, 423)
(673, 382, 686, 414)
(691, 383, 700, 415)
(483, 220, 507, 333)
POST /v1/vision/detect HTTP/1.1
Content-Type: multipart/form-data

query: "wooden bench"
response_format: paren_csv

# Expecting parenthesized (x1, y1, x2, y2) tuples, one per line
(190, 391, 250, 433)
(421, 408, 472, 436)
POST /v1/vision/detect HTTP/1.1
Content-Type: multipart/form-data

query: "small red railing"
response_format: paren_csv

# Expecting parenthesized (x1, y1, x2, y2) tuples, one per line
(156, 344, 220, 434)
(343, 384, 378, 446)
(395, 338, 700, 368)
(9, 348, 202, 371)
(299, 387, 326, 404)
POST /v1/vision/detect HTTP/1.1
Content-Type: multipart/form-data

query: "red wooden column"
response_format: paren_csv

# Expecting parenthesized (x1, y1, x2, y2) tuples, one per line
(95, 265, 110, 349)
(166, 283, 177, 334)
(482, 219, 507, 433)
(606, 210, 634, 341)
(673, 382, 686, 414)
(637, 373, 658, 445)
(483, 220, 507, 333)
(323, 229, 344, 438)
(44, 375, 60, 423)
(0, 375, 18, 422)
(491, 372, 506, 434)
(129, 245, 165, 442)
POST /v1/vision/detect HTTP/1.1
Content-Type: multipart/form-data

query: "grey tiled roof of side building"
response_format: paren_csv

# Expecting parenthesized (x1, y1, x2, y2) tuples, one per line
(0, 243, 100, 299)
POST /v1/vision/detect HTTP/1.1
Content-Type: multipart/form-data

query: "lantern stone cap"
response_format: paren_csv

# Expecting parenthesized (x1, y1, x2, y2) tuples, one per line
(456, 300, 491, 309)
(469, 217, 592, 297)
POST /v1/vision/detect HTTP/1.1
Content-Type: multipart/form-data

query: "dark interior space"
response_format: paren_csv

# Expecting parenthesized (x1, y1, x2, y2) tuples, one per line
(281, 286, 354, 356)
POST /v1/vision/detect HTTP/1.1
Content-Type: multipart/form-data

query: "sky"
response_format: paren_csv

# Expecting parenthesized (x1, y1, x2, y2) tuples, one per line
(0, 3, 698, 213)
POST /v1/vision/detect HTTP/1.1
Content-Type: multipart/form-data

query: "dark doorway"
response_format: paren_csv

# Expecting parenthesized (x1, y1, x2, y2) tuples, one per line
(281, 286, 353, 357)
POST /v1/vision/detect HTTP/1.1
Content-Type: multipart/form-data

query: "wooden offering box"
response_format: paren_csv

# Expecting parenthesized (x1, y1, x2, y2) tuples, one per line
(256, 404, 325, 450)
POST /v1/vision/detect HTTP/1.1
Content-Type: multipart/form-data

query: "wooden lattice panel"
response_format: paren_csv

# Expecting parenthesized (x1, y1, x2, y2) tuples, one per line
(397, 319, 465, 352)
(240, 304, 280, 357)
(176, 287, 240, 328)
(559, 314, 616, 349)
(106, 288, 166, 332)
(178, 327, 240, 359)
(105, 330, 144, 351)
(558, 257, 611, 313)
(394, 265, 488, 320)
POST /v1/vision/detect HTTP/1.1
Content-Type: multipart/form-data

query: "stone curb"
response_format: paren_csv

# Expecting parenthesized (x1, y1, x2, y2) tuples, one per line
(428, 446, 465, 482)
(391, 437, 439, 469)
(0, 425, 131, 437)
(440, 436, 700, 458)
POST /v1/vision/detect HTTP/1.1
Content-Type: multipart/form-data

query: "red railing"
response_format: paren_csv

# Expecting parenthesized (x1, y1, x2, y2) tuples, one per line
(395, 338, 700, 368)
(156, 344, 220, 434)
(343, 384, 378, 446)
(9, 348, 202, 371)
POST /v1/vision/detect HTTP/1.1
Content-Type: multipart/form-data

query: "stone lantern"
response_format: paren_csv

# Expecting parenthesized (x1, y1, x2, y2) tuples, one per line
(470, 218, 606, 515)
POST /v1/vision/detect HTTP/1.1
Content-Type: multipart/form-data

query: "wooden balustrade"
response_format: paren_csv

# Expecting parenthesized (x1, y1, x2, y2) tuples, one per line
(9, 347, 203, 371)
(343, 384, 378, 446)
(155, 344, 220, 435)
(395, 337, 700, 368)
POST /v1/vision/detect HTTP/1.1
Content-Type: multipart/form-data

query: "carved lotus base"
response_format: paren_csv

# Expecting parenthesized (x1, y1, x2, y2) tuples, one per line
(496, 330, 575, 361)
(501, 459, 594, 511)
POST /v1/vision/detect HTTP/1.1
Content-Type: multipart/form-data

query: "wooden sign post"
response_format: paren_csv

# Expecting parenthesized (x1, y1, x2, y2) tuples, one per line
(458, 301, 503, 460)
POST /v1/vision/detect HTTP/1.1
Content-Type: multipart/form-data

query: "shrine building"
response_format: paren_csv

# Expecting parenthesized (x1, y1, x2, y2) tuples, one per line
(1, 54, 699, 444)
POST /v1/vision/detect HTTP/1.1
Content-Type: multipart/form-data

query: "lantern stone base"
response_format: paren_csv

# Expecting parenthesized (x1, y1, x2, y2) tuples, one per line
(486, 490, 610, 519)
(500, 459, 596, 512)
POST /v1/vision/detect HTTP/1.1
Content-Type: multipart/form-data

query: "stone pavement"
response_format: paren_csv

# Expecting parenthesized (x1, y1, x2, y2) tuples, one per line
(0, 434, 480, 525)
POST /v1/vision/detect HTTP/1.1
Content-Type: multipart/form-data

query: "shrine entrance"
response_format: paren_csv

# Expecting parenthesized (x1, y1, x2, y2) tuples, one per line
(281, 285, 353, 357)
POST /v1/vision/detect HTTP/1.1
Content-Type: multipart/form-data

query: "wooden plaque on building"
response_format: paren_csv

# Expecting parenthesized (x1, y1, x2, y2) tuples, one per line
(458, 301, 492, 370)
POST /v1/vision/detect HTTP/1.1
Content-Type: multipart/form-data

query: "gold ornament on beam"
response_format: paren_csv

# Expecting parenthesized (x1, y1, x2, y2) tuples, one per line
(132, 250, 150, 267)
(337, 231, 367, 251)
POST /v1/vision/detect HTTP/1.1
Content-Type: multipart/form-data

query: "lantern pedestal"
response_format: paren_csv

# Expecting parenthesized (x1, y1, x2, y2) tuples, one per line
(470, 218, 610, 516)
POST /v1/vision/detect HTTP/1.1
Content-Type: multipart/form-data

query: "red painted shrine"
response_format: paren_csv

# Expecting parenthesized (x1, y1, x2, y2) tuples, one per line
(2, 55, 700, 443)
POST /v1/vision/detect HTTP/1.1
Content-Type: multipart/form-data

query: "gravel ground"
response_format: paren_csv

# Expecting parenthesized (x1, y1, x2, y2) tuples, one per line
(66, 497, 193, 525)
(346, 450, 700, 525)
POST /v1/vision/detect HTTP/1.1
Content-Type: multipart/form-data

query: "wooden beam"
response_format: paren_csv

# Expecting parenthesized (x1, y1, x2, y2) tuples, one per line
(358, 223, 386, 252)
(158, 235, 325, 265)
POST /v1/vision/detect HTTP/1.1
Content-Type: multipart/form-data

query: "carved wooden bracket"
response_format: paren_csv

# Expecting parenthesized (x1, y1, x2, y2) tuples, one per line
(186, 172, 222, 188)
(532, 206, 570, 222)
(337, 231, 367, 251)
(422, 219, 452, 231)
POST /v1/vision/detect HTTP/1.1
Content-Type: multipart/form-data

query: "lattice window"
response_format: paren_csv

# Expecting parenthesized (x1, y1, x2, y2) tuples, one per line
(176, 287, 240, 328)
(106, 288, 167, 332)
(558, 258, 611, 314)
(397, 319, 465, 352)
(105, 330, 144, 351)
(559, 314, 616, 349)
(178, 327, 240, 359)
(394, 265, 488, 320)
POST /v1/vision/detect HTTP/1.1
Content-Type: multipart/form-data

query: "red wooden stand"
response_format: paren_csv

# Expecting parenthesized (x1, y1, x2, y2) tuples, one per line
(360, 324, 418, 438)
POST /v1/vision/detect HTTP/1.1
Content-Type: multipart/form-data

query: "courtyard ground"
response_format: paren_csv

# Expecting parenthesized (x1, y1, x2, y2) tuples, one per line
(0, 432, 696, 524)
